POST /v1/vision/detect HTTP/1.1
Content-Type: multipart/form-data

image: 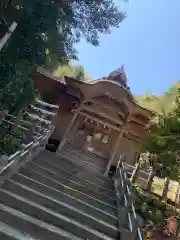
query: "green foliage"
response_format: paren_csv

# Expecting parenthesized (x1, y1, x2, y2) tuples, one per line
(0, 122, 28, 155)
(0, 0, 125, 113)
(133, 184, 180, 231)
(135, 82, 180, 114)
(1, 0, 125, 155)
(54, 64, 86, 81)
(142, 88, 180, 181)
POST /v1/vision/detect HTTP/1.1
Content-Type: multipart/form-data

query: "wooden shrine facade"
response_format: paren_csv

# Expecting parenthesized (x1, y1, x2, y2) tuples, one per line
(32, 67, 155, 174)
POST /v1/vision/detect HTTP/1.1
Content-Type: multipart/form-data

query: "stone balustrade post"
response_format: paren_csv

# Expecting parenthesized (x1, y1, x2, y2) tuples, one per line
(130, 161, 141, 183)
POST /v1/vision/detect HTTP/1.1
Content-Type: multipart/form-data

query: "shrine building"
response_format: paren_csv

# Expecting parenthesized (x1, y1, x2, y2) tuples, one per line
(32, 66, 155, 175)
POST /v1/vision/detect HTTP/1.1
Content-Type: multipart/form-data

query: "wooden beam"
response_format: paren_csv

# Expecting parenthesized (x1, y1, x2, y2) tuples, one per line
(104, 130, 124, 175)
(126, 125, 147, 137)
(125, 134, 142, 143)
(73, 108, 145, 145)
(91, 95, 129, 114)
(72, 109, 122, 132)
(57, 110, 79, 152)
(83, 109, 124, 129)
(82, 105, 124, 126)
(128, 115, 149, 128)
(90, 99, 127, 118)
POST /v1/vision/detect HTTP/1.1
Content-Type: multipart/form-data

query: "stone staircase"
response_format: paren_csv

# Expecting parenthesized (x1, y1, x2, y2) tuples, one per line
(60, 142, 107, 174)
(0, 149, 120, 239)
(0, 98, 143, 240)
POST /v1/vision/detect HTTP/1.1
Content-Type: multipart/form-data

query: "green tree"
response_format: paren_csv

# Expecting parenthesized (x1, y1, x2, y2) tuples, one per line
(135, 82, 180, 114)
(0, 0, 125, 112)
(54, 64, 86, 81)
(142, 89, 180, 200)
(143, 113, 180, 181)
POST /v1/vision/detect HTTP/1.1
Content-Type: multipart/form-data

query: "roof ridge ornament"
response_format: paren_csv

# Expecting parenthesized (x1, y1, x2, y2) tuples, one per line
(106, 65, 128, 88)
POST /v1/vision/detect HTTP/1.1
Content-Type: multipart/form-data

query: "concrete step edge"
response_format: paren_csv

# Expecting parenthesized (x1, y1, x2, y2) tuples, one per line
(63, 150, 105, 167)
(12, 173, 117, 219)
(0, 221, 37, 240)
(0, 189, 114, 240)
(40, 153, 108, 183)
(60, 152, 104, 171)
(7, 179, 118, 231)
(21, 166, 116, 202)
(40, 151, 109, 182)
(16, 172, 116, 209)
(24, 163, 115, 200)
(0, 203, 83, 240)
(34, 159, 114, 192)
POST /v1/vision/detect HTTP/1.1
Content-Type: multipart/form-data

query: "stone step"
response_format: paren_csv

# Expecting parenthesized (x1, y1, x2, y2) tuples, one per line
(35, 153, 109, 183)
(0, 227, 17, 240)
(8, 177, 117, 225)
(61, 151, 105, 173)
(0, 234, 15, 240)
(20, 166, 116, 205)
(2, 180, 119, 239)
(63, 144, 106, 162)
(37, 151, 113, 184)
(0, 221, 37, 240)
(57, 148, 105, 170)
(0, 189, 115, 240)
(0, 203, 83, 240)
(63, 148, 106, 168)
(26, 161, 115, 198)
(34, 156, 114, 190)
(11, 173, 116, 216)
(38, 150, 101, 173)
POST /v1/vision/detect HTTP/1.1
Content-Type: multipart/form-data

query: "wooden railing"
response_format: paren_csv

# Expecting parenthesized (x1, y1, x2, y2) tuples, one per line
(115, 157, 143, 240)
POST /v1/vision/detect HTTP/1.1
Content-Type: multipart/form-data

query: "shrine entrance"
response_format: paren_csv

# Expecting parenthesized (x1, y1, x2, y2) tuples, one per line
(71, 115, 117, 163)
(33, 66, 154, 177)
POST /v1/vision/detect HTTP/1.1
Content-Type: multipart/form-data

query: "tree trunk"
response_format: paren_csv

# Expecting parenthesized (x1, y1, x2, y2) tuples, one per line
(162, 177, 170, 202)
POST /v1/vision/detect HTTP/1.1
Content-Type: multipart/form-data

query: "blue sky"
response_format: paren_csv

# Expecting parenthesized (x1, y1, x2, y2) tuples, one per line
(76, 0, 180, 95)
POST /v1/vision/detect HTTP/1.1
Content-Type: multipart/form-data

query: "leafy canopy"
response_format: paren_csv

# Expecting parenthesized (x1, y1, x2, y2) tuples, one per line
(0, 0, 125, 112)
(135, 82, 180, 114)
(54, 64, 86, 81)
(142, 89, 180, 181)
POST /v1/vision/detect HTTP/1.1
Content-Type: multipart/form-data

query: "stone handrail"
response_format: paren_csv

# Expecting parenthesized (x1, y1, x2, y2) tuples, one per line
(0, 99, 58, 181)
(0, 127, 54, 183)
(123, 162, 150, 179)
(115, 157, 143, 240)
(0, 21, 17, 51)
(35, 98, 59, 109)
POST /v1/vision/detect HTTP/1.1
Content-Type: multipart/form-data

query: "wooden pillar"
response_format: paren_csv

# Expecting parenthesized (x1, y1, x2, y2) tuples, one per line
(57, 111, 79, 152)
(104, 113, 130, 176)
(104, 130, 124, 175)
